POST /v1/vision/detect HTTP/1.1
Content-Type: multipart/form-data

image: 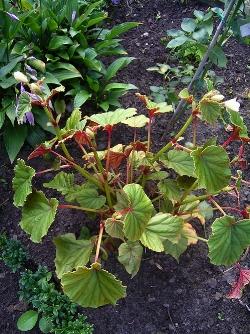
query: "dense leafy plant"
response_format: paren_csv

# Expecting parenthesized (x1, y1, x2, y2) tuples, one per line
(0, 0, 138, 161)
(12, 82, 250, 308)
(18, 266, 93, 333)
(147, 63, 223, 105)
(0, 234, 93, 333)
(0, 233, 27, 272)
(165, 8, 228, 67)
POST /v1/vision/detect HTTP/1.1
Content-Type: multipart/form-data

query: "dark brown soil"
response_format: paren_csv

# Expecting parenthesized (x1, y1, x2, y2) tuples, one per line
(1, 0, 250, 333)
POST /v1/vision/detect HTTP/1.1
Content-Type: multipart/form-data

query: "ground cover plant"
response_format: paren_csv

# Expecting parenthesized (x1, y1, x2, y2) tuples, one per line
(0, 0, 138, 162)
(11, 75, 250, 308)
(0, 234, 93, 333)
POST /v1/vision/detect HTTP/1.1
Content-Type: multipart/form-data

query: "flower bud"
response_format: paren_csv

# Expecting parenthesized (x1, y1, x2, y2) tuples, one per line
(14, 71, 29, 83)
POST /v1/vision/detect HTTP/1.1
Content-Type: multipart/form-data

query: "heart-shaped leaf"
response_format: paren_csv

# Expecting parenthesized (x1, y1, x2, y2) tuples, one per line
(116, 184, 153, 241)
(161, 150, 195, 177)
(62, 263, 126, 308)
(89, 108, 137, 127)
(118, 241, 143, 277)
(20, 191, 58, 243)
(54, 233, 94, 278)
(105, 218, 124, 240)
(44, 172, 75, 195)
(13, 159, 35, 207)
(208, 216, 250, 265)
(191, 145, 231, 193)
(140, 213, 184, 252)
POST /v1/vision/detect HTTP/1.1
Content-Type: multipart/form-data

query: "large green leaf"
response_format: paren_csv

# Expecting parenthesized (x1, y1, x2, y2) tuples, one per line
(89, 108, 137, 127)
(209, 45, 227, 68)
(44, 172, 75, 195)
(116, 184, 153, 241)
(163, 236, 188, 262)
(105, 57, 135, 81)
(17, 310, 38, 331)
(48, 36, 73, 50)
(106, 22, 140, 39)
(13, 159, 35, 207)
(20, 191, 58, 243)
(54, 233, 94, 278)
(104, 83, 137, 92)
(105, 218, 124, 240)
(65, 184, 106, 210)
(64, 108, 86, 131)
(122, 114, 149, 128)
(16, 92, 32, 124)
(167, 35, 191, 48)
(191, 145, 231, 193)
(161, 150, 195, 177)
(74, 91, 91, 108)
(140, 213, 184, 252)
(62, 263, 126, 308)
(199, 99, 222, 124)
(158, 179, 182, 201)
(3, 123, 27, 163)
(208, 216, 250, 266)
(118, 241, 143, 277)
(181, 18, 196, 32)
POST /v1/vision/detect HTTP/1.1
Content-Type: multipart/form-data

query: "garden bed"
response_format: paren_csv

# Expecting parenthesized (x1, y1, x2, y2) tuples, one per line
(1, 0, 250, 333)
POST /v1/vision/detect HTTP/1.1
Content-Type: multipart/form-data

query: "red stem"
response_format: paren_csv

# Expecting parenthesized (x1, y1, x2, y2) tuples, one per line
(222, 128, 239, 148)
(35, 164, 71, 176)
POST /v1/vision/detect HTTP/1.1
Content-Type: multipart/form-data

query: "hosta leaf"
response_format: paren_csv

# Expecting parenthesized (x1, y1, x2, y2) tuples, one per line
(62, 263, 126, 308)
(106, 22, 140, 39)
(105, 57, 135, 81)
(191, 145, 231, 193)
(20, 191, 58, 243)
(104, 83, 137, 92)
(48, 36, 73, 50)
(140, 213, 184, 252)
(74, 91, 91, 108)
(118, 241, 143, 277)
(4, 123, 27, 163)
(44, 172, 75, 195)
(118, 184, 153, 241)
(16, 92, 32, 124)
(122, 114, 149, 128)
(199, 99, 222, 124)
(208, 216, 250, 266)
(65, 185, 106, 210)
(54, 233, 94, 278)
(13, 159, 35, 207)
(89, 108, 137, 127)
(161, 150, 195, 177)
(105, 218, 124, 240)
(17, 310, 38, 331)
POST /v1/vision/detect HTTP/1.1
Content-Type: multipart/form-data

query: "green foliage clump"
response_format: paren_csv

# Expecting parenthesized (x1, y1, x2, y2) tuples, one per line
(0, 234, 27, 272)
(19, 266, 93, 334)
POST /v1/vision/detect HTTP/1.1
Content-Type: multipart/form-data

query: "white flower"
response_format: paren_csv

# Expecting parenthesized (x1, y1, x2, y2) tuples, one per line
(14, 71, 29, 83)
(224, 98, 240, 112)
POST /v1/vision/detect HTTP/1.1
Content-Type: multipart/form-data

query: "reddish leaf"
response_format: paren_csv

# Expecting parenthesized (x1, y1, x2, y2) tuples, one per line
(74, 131, 91, 146)
(227, 266, 250, 299)
(28, 145, 50, 160)
(107, 150, 126, 170)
